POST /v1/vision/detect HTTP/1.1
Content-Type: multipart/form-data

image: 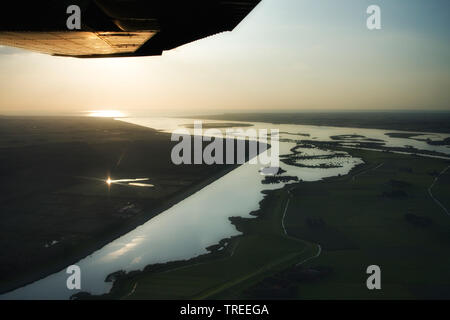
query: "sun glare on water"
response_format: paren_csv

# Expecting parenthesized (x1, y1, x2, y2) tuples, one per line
(105, 177, 154, 188)
(87, 110, 126, 118)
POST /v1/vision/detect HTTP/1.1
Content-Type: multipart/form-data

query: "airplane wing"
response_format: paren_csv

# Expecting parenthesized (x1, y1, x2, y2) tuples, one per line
(0, 0, 261, 58)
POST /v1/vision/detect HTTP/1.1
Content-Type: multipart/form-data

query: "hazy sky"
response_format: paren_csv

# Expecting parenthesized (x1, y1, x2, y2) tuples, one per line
(0, 0, 449, 116)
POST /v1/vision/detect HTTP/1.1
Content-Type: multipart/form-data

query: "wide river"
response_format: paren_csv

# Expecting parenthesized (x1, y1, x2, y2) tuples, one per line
(2, 117, 449, 299)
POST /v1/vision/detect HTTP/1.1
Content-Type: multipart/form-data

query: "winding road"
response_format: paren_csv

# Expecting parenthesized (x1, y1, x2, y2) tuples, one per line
(282, 188, 322, 266)
(282, 161, 384, 268)
(428, 165, 450, 216)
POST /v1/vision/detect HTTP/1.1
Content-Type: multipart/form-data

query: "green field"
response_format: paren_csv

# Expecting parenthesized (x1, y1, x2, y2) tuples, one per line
(285, 149, 450, 299)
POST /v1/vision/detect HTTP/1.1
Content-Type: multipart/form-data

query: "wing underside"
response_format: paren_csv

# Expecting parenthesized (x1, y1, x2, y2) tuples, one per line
(0, 0, 261, 58)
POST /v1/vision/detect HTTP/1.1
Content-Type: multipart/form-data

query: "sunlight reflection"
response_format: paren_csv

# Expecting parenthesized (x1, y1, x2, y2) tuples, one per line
(105, 177, 154, 188)
(87, 110, 126, 118)
(101, 236, 145, 262)
(128, 183, 154, 187)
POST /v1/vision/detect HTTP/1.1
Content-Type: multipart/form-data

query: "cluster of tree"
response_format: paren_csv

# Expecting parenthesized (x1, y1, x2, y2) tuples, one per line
(305, 217, 326, 228)
(262, 175, 298, 184)
(381, 190, 408, 198)
(105, 270, 126, 283)
(388, 179, 412, 188)
(404, 213, 432, 228)
(400, 167, 413, 173)
(282, 159, 340, 169)
(425, 137, 450, 146)
(244, 266, 333, 299)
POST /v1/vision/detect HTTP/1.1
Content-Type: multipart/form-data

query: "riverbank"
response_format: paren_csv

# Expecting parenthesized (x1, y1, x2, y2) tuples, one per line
(0, 116, 241, 294)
